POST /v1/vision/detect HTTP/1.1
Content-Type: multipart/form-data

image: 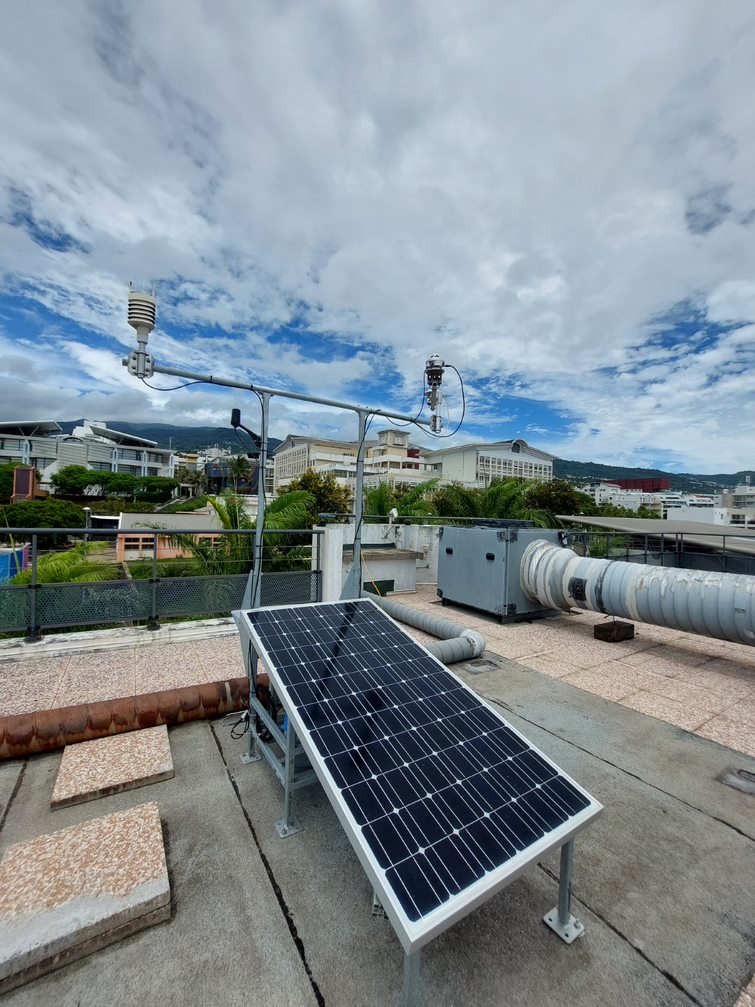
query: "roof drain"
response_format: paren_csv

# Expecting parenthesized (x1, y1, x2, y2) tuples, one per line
(371, 595, 486, 664)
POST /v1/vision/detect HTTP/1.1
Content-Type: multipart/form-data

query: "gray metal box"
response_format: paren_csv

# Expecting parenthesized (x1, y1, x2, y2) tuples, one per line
(436, 525, 566, 621)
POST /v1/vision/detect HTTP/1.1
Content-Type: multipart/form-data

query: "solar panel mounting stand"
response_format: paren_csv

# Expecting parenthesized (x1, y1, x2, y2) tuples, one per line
(401, 950, 421, 1007)
(235, 624, 318, 832)
(543, 838, 585, 944)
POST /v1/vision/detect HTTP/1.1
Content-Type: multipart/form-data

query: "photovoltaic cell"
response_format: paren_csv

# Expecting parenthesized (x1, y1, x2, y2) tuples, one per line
(242, 599, 601, 948)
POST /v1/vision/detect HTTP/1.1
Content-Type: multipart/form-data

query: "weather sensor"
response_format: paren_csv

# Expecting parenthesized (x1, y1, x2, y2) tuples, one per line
(424, 354, 445, 433)
(126, 284, 156, 379)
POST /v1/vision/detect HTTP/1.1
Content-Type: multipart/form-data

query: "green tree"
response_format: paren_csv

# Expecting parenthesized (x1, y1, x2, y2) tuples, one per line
(101, 472, 138, 498)
(167, 489, 315, 574)
(11, 543, 118, 584)
(393, 479, 439, 516)
(134, 476, 179, 503)
(0, 499, 85, 546)
(364, 482, 396, 518)
(431, 483, 480, 519)
(280, 470, 351, 526)
(228, 455, 254, 492)
(525, 479, 597, 517)
(0, 463, 21, 504)
(50, 465, 101, 497)
(478, 478, 556, 527)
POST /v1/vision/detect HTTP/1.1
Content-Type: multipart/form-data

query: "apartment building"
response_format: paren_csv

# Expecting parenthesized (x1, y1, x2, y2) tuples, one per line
(423, 439, 554, 486)
(273, 428, 432, 494)
(0, 419, 174, 487)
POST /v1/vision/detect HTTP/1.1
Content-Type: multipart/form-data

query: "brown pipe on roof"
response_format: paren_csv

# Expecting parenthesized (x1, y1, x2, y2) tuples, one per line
(0, 677, 250, 760)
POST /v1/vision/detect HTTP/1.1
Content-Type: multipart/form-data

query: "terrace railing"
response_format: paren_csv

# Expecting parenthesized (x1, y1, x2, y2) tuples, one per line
(0, 527, 322, 640)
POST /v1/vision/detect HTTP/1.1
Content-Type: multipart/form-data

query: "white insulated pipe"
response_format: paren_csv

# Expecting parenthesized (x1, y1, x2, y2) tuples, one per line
(520, 539, 755, 647)
(371, 596, 487, 664)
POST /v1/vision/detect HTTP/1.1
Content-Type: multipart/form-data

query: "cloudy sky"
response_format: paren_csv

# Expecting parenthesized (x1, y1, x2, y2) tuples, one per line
(1, 1, 754, 472)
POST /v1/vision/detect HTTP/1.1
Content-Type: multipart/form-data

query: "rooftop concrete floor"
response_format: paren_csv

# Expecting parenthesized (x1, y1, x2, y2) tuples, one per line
(1, 588, 754, 1005)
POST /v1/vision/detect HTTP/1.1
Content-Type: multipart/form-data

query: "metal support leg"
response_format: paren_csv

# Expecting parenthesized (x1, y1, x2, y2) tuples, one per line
(544, 838, 584, 943)
(240, 718, 262, 764)
(400, 950, 421, 1007)
(276, 720, 302, 837)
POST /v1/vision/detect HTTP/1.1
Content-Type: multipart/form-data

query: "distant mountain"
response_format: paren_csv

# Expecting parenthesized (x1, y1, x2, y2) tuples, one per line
(554, 458, 754, 493)
(57, 420, 282, 455)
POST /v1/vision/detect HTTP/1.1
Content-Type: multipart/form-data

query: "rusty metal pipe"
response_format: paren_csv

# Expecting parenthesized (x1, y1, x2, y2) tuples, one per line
(0, 677, 249, 760)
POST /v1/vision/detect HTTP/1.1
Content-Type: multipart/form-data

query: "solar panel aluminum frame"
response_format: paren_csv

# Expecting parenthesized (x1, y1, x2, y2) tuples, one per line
(242, 598, 603, 954)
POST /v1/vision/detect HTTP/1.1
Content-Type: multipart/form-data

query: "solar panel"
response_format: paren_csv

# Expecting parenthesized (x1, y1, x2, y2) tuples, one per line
(241, 598, 602, 952)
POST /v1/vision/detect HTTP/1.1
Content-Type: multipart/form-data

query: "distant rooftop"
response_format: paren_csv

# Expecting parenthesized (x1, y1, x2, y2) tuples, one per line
(424, 438, 556, 461)
(0, 420, 62, 436)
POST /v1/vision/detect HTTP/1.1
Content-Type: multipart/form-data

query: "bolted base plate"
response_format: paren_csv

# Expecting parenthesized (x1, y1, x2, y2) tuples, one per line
(240, 751, 262, 764)
(544, 909, 585, 944)
(275, 817, 303, 839)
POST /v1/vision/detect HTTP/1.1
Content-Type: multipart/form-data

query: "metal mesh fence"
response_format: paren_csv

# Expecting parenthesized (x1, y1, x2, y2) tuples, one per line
(0, 525, 323, 635)
(0, 586, 30, 632)
(155, 574, 247, 618)
(36, 580, 153, 629)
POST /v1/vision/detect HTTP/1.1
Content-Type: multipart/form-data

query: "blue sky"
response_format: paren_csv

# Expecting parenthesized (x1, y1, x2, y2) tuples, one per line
(1, 1, 754, 471)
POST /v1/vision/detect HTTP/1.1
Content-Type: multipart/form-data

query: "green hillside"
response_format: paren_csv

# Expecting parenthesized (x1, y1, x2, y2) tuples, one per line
(554, 458, 753, 493)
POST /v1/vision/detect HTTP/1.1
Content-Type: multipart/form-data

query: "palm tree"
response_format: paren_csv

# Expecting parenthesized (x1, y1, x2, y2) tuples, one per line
(478, 478, 555, 527)
(431, 483, 480, 519)
(168, 489, 315, 575)
(228, 455, 254, 492)
(11, 543, 118, 584)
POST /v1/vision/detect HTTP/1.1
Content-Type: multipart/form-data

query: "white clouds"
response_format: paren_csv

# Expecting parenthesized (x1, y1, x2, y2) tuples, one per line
(0, 0, 754, 469)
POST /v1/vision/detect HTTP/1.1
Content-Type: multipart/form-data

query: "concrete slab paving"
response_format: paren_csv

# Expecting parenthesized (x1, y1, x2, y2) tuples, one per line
(0, 802, 170, 994)
(51, 726, 174, 809)
(0, 722, 319, 1007)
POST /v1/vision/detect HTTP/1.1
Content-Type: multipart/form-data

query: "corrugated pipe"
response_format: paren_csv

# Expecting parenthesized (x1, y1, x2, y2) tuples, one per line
(0, 677, 249, 760)
(371, 595, 486, 663)
(521, 539, 755, 647)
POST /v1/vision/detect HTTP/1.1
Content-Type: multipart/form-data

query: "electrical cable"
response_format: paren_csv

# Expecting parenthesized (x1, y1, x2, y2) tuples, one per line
(230, 711, 250, 739)
(391, 370, 428, 428)
(140, 377, 205, 391)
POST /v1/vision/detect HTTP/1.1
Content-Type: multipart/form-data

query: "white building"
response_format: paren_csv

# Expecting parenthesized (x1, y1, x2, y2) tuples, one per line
(583, 482, 657, 512)
(273, 429, 432, 494)
(423, 439, 554, 487)
(0, 419, 174, 488)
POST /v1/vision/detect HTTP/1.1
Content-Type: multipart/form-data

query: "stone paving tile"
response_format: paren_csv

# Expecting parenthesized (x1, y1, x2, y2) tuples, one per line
(516, 654, 575, 678)
(733, 700, 755, 729)
(621, 645, 712, 677)
(133, 641, 203, 693)
(695, 716, 755, 761)
(192, 636, 245, 678)
(0, 671, 63, 717)
(619, 691, 716, 732)
(54, 665, 136, 708)
(0, 802, 170, 994)
(0, 655, 72, 678)
(582, 660, 671, 694)
(560, 668, 637, 703)
(671, 659, 754, 700)
(51, 726, 174, 808)
(648, 677, 736, 716)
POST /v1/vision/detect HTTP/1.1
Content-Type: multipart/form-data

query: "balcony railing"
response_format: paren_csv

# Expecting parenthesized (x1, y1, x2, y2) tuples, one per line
(0, 527, 322, 640)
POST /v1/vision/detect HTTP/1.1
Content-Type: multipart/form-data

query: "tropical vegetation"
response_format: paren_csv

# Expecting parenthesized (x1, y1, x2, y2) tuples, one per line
(50, 465, 178, 502)
(166, 489, 316, 575)
(10, 542, 119, 584)
(277, 470, 351, 526)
